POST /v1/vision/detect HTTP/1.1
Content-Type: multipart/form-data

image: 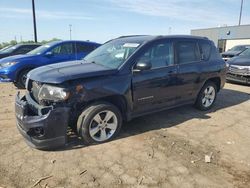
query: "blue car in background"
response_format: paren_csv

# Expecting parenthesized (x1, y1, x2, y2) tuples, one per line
(0, 40, 100, 88)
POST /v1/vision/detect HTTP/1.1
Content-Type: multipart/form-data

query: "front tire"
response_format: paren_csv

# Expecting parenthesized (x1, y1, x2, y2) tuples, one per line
(77, 102, 122, 145)
(195, 81, 217, 111)
(15, 69, 31, 89)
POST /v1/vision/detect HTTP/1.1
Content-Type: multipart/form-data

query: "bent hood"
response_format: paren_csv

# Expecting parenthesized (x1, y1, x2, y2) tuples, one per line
(28, 61, 118, 84)
(227, 56, 250, 66)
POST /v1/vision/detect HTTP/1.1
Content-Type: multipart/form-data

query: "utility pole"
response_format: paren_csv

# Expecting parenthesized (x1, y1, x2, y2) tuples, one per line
(168, 27, 172, 35)
(238, 0, 243, 25)
(69, 24, 72, 40)
(32, 0, 38, 42)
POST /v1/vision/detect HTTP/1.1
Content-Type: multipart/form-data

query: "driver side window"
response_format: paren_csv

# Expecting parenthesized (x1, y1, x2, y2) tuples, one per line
(51, 43, 73, 55)
(138, 42, 174, 69)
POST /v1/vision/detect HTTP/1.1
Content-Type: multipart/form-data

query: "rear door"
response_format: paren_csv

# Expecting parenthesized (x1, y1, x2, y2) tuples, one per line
(175, 40, 202, 104)
(132, 40, 178, 114)
(74, 42, 97, 59)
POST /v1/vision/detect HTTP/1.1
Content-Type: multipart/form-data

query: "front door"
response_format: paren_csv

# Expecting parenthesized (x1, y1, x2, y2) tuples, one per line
(47, 42, 75, 64)
(132, 40, 178, 114)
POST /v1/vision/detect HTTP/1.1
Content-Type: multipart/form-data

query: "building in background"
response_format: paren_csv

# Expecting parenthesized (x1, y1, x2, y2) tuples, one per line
(191, 24, 250, 53)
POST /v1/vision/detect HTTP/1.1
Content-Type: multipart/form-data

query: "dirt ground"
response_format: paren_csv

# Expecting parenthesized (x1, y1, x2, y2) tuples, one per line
(0, 82, 249, 188)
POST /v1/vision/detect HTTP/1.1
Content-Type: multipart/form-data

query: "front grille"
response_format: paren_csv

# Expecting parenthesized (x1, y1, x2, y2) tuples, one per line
(31, 81, 43, 103)
(229, 65, 249, 75)
(227, 73, 250, 82)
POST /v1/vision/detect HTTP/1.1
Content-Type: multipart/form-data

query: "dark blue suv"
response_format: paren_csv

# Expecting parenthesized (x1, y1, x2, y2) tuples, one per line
(15, 35, 226, 149)
(0, 40, 100, 88)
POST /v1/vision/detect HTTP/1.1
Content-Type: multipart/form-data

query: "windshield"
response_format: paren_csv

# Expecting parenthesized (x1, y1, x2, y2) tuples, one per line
(229, 46, 247, 51)
(239, 48, 250, 57)
(27, 44, 51, 55)
(84, 40, 142, 69)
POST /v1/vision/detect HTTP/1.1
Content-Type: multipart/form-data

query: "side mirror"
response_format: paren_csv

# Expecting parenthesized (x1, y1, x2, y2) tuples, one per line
(134, 60, 152, 72)
(45, 51, 53, 57)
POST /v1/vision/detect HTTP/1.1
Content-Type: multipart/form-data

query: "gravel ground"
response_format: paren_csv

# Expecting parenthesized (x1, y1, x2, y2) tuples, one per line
(0, 82, 249, 188)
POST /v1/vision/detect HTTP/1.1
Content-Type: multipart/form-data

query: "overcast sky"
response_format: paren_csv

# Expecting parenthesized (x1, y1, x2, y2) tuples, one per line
(0, 0, 249, 43)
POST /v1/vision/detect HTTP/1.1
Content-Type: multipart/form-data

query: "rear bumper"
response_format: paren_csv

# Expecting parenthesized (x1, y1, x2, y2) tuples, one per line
(15, 93, 70, 150)
(226, 73, 250, 85)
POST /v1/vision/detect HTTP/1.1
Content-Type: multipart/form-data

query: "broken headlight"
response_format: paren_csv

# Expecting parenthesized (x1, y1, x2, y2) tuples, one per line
(38, 84, 70, 102)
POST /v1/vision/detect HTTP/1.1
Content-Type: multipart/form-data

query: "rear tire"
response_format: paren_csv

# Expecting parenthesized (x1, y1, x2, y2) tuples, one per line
(195, 81, 217, 111)
(15, 69, 31, 89)
(77, 102, 122, 145)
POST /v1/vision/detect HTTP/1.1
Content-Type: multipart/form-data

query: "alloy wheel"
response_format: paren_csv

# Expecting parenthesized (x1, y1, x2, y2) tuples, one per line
(202, 86, 216, 107)
(89, 110, 118, 142)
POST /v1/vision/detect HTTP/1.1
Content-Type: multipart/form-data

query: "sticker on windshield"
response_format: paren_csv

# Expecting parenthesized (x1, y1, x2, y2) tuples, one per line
(123, 43, 140, 48)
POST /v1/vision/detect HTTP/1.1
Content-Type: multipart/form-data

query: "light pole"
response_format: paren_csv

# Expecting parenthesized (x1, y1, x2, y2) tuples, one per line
(238, 0, 243, 25)
(32, 0, 38, 42)
(69, 24, 72, 40)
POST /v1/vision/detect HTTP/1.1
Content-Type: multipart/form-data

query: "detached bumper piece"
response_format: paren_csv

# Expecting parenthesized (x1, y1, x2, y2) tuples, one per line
(15, 93, 70, 150)
(226, 73, 250, 85)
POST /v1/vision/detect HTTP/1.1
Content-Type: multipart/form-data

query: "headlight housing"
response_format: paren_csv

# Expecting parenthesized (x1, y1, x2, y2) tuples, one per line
(1, 61, 18, 68)
(38, 84, 70, 102)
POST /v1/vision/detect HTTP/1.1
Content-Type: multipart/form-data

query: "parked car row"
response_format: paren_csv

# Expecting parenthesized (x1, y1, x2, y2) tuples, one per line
(14, 35, 227, 149)
(1, 35, 248, 150)
(0, 40, 100, 88)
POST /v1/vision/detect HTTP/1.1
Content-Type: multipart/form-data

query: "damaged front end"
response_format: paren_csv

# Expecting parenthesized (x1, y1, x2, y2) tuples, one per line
(15, 91, 70, 150)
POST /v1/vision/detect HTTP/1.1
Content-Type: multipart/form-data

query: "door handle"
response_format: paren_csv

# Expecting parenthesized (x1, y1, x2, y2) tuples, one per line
(168, 69, 177, 74)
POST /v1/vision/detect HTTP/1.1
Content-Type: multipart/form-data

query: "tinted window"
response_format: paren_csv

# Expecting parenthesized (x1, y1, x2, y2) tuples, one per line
(51, 43, 73, 55)
(137, 42, 173, 69)
(14, 46, 35, 54)
(75, 43, 96, 53)
(199, 41, 211, 60)
(177, 41, 200, 64)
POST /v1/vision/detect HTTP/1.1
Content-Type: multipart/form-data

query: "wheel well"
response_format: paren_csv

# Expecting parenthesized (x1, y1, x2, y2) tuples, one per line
(15, 67, 33, 81)
(206, 77, 221, 91)
(84, 95, 128, 120)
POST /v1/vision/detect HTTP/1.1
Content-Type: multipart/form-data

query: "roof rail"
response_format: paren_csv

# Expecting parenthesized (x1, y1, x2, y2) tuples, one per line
(118, 35, 149, 39)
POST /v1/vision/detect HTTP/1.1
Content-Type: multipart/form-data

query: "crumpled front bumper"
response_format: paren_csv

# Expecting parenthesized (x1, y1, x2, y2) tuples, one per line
(15, 92, 70, 150)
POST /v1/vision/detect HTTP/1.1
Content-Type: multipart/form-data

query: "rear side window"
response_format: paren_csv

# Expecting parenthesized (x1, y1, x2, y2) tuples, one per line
(199, 41, 211, 61)
(176, 41, 200, 64)
(76, 43, 96, 53)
